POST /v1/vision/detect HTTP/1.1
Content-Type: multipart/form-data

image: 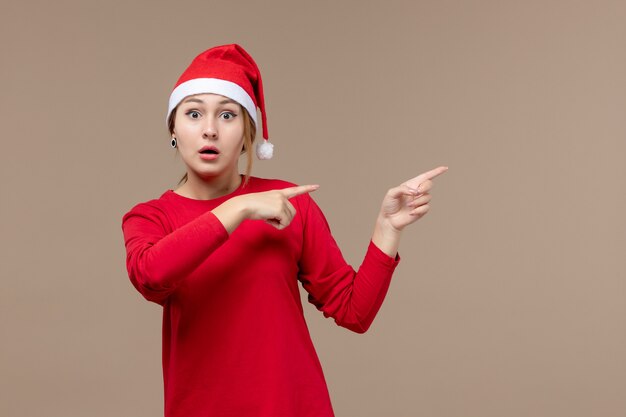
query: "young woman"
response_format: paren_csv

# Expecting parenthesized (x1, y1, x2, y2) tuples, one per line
(121, 43, 447, 417)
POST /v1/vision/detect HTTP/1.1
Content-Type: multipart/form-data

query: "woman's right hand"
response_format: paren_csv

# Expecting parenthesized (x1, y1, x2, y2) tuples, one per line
(212, 184, 320, 233)
(237, 184, 320, 229)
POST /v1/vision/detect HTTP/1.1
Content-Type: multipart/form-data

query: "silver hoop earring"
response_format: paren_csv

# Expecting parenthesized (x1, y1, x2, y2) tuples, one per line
(171, 137, 177, 148)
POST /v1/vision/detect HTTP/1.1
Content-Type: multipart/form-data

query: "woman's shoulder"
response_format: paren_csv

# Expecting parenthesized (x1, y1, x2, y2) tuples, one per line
(248, 175, 299, 190)
(121, 192, 172, 223)
(249, 176, 318, 213)
(248, 176, 316, 209)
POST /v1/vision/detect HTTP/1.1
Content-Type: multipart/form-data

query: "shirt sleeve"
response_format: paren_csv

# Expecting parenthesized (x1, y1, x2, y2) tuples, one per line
(296, 194, 401, 334)
(121, 202, 229, 305)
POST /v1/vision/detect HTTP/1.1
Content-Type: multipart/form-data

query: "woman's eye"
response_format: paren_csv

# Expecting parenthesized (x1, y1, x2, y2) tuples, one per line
(186, 110, 200, 119)
(221, 112, 236, 120)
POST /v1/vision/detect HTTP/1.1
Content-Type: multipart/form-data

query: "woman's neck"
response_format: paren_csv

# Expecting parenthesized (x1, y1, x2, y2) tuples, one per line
(175, 170, 242, 200)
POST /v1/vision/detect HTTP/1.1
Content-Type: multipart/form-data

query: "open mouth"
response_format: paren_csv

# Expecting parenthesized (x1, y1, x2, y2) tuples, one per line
(199, 147, 220, 155)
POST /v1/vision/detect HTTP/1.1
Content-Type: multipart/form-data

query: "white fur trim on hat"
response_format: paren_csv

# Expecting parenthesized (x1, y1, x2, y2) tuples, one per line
(166, 78, 257, 127)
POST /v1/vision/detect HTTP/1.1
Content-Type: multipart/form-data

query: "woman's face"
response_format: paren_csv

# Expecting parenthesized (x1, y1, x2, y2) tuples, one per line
(172, 93, 245, 180)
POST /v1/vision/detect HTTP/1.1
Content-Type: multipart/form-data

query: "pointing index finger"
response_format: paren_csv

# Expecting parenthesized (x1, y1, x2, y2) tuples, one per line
(404, 166, 448, 190)
(412, 166, 449, 183)
(421, 166, 449, 180)
(281, 184, 320, 199)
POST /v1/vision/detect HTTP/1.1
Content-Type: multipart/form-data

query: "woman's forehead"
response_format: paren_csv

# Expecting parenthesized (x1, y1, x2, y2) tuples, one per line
(182, 92, 237, 104)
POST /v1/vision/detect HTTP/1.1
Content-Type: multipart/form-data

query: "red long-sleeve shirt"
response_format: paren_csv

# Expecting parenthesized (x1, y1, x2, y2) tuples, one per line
(121, 176, 401, 417)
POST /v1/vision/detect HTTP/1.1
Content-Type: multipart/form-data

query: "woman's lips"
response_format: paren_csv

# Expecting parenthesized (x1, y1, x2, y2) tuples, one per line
(199, 146, 219, 160)
(199, 153, 219, 161)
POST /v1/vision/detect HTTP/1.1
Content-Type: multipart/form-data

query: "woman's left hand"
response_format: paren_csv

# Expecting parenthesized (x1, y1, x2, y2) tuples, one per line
(378, 166, 449, 232)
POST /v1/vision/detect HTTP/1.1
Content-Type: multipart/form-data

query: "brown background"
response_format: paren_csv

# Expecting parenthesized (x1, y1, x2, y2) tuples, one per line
(1, 0, 625, 416)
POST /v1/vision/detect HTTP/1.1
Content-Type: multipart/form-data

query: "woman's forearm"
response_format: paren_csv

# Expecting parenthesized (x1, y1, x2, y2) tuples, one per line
(212, 184, 320, 234)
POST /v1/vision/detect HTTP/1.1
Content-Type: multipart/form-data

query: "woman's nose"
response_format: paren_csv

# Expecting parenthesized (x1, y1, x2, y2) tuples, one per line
(203, 120, 218, 139)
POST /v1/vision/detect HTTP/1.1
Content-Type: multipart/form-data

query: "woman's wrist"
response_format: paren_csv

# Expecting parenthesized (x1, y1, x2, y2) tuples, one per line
(211, 197, 249, 235)
(371, 214, 402, 258)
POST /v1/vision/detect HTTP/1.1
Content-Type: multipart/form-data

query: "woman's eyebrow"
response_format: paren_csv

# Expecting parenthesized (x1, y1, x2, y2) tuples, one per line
(182, 97, 238, 105)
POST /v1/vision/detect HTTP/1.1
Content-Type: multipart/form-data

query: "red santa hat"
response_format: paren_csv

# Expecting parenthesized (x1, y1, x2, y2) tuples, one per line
(166, 43, 273, 159)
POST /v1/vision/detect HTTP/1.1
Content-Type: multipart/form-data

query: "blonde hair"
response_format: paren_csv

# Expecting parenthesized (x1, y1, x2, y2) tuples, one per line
(167, 104, 257, 188)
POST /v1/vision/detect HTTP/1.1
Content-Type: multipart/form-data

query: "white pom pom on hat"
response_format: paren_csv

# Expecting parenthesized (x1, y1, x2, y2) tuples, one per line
(256, 140, 273, 160)
(166, 43, 273, 159)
